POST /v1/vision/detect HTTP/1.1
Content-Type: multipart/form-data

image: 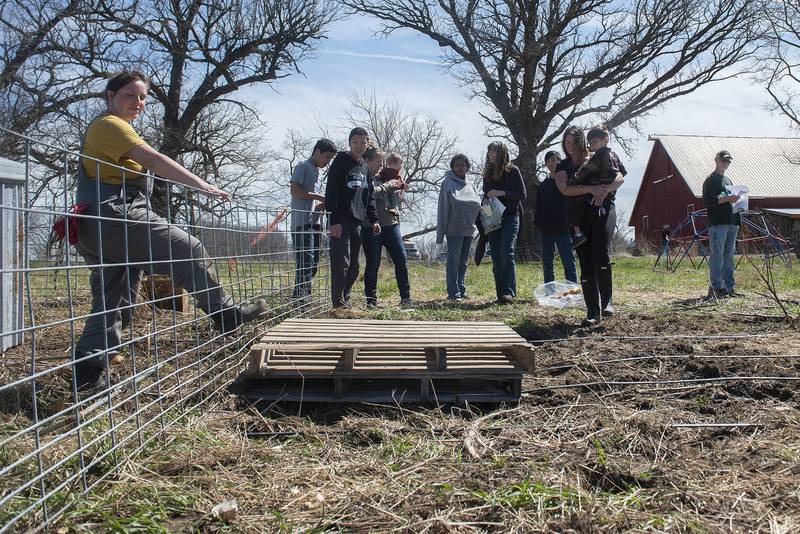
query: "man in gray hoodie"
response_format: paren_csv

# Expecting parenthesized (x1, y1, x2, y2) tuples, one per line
(437, 154, 482, 300)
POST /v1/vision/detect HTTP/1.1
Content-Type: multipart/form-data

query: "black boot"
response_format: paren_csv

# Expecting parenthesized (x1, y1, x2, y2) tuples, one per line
(598, 263, 614, 317)
(73, 352, 105, 391)
(212, 299, 267, 334)
(581, 275, 601, 327)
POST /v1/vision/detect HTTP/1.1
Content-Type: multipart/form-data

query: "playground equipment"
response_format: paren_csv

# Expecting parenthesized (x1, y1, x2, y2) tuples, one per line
(653, 209, 794, 272)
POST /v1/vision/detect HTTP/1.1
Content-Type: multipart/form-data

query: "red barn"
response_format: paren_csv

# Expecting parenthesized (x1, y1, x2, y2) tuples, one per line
(630, 135, 800, 247)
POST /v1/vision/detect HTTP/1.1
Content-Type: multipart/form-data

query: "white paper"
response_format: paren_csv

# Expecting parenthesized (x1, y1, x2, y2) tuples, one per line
(728, 185, 749, 213)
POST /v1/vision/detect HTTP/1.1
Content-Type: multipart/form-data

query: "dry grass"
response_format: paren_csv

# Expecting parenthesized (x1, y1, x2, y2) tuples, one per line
(3, 257, 800, 532)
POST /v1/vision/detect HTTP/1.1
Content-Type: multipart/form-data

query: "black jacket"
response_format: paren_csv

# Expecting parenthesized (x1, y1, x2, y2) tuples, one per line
(534, 176, 569, 234)
(482, 165, 527, 219)
(324, 151, 378, 226)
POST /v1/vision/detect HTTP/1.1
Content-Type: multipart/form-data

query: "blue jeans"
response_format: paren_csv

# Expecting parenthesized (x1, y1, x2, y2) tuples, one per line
(708, 224, 738, 291)
(487, 214, 520, 299)
(292, 225, 320, 299)
(362, 223, 411, 303)
(446, 235, 472, 299)
(541, 232, 577, 283)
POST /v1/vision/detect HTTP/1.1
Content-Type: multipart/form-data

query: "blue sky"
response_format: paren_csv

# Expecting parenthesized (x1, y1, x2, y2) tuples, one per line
(241, 15, 795, 231)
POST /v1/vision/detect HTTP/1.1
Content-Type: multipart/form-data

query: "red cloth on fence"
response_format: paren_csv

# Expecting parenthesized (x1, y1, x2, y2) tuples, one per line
(52, 204, 89, 245)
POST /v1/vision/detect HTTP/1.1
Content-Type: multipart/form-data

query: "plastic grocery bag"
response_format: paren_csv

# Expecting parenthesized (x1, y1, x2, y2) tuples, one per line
(534, 280, 585, 309)
(479, 198, 504, 234)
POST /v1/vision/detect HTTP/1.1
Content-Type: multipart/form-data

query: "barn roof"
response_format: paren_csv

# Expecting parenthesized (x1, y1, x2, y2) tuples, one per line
(650, 135, 800, 199)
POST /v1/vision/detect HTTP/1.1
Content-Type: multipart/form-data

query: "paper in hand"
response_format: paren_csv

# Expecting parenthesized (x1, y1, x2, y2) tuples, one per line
(728, 185, 749, 213)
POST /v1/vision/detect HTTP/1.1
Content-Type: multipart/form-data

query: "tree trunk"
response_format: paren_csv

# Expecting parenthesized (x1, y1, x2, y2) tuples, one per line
(514, 151, 540, 262)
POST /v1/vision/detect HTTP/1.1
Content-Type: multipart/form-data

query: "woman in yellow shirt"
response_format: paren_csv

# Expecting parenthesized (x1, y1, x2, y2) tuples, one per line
(73, 71, 266, 390)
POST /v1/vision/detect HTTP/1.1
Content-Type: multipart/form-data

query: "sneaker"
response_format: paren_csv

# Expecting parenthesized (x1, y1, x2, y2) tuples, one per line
(366, 298, 379, 309)
(571, 234, 587, 249)
(727, 289, 744, 298)
(240, 299, 268, 323)
(213, 299, 267, 334)
(581, 317, 600, 327)
(705, 287, 727, 301)
(499, 294, 515, 305)
(399, 298, 415, 309)
(601, 304, 615, 318)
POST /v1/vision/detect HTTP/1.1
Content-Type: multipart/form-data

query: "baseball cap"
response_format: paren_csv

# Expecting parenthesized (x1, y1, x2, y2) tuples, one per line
(716, 150, 733, 162)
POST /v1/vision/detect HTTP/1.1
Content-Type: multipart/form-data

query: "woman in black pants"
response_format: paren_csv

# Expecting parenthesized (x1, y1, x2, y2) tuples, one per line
(554, 126, 624, 325)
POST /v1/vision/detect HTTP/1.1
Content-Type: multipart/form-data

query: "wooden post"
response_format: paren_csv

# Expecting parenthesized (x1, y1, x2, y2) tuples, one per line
(334, 378, 345, 398)
(340, 348, 357, 370)
(503, 346, 535, 372)
(248, 349, 271, 375)
(420, 378, 430, 402)
(424, 347, 447, 371)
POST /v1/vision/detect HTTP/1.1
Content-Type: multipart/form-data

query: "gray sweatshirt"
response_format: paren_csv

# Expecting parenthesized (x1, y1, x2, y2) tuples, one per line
(436, 171, 482, 244)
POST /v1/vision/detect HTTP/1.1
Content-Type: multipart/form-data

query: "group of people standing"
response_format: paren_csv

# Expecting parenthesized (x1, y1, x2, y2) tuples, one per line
(292, 125, 626, 327)
(290, 127, 412, 310)
(437, 126, 625, 326)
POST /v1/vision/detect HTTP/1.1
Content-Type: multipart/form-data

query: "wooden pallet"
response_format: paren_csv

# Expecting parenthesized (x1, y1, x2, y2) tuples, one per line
(238, 318, 534, 403)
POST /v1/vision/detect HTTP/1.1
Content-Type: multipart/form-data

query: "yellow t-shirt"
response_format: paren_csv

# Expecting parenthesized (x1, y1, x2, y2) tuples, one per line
(81, 114, 148, 184)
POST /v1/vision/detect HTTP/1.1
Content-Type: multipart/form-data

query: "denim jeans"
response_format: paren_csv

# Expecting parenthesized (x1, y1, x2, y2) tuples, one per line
(362, 223, 411, 303)
(291, 224, 320, 299)
(330, 219, 361, 308)
(446, 235, 472, 299)
(708, 224, 739, 291)
(487, 214, 520, 299)
(541, 232, 577, 283)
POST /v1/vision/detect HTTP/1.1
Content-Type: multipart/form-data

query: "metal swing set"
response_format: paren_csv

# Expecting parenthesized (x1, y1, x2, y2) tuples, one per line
(653, 208, 794, 272)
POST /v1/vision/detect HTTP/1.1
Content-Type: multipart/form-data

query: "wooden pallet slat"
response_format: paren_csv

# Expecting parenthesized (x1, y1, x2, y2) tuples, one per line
(241, 318, 534, 402)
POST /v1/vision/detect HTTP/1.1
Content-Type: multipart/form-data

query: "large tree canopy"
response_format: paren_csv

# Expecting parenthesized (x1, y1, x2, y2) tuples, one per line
(0, 0, 338, 213)
(343, 0, 764, 255)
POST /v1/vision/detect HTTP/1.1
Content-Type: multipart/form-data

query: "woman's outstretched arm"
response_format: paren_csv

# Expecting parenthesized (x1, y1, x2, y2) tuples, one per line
(127, 144, 230, 200)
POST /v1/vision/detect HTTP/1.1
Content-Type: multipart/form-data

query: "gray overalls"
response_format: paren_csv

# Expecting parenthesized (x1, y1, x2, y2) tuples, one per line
(74, 117, 234, 367)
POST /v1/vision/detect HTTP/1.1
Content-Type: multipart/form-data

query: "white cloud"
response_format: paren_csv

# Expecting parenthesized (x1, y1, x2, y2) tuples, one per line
(319, 48, 442, 65)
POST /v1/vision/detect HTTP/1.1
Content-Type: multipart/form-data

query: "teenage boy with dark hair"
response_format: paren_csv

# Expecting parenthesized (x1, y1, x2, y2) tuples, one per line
(567, 127, 627, 248)
(325, 127, 380, 308)
(290, 138, 337, 302)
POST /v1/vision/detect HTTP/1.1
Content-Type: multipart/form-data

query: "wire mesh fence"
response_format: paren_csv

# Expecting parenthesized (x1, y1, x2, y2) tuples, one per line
(0, 129, 330, 532)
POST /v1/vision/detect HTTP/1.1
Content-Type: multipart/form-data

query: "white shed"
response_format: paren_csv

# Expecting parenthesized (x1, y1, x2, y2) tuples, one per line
(1, 157, 26, 352)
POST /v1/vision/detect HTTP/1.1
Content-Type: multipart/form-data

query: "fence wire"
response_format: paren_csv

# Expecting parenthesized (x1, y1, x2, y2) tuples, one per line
(0, 129, 330, 532)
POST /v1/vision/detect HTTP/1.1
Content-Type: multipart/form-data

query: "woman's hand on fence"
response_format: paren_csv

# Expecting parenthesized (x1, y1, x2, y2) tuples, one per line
(330, 224, 342, 239)
(204, 184, 231, 201)
(372, 223, 381, 236)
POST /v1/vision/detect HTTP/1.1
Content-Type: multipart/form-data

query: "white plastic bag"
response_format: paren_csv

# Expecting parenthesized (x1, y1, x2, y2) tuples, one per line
(479, 199, 503, 234)
(490, 197, 506, 217)
(534, 280, 585, 309)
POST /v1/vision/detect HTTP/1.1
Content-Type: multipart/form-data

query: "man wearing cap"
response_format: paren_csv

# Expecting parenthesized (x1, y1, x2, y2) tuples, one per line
(534, 150, 578, 283)
(702, 150, 741, 299)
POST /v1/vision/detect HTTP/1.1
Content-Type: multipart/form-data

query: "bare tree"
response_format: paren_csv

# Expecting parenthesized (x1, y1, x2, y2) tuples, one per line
(342, 0, 764, 257)
(763, 1, 800, 128)
(0, 0, 338, 216)
(344, 85, 458, 227)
